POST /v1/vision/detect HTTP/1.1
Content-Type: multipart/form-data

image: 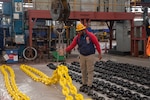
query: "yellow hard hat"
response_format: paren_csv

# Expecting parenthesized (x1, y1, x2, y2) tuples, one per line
(76, 23, 86, 32)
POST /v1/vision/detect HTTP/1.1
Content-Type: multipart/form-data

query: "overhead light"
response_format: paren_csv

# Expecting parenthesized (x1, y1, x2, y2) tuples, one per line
(134, 18, 143, 21)
(23, 3, 33, 8)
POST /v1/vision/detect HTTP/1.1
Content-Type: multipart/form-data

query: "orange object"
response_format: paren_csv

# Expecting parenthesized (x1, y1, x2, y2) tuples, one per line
(76, 23, 86, 32)
(146, 36, 150, 56)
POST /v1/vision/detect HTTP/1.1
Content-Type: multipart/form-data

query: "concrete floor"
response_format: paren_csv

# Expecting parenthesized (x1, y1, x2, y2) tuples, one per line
(0, 41, 150, 100)
(0, 63, 92, 100)
(0, 53, 150, 100)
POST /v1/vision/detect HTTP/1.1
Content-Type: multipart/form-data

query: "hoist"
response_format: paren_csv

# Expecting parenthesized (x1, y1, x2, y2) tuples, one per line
(50, 0, 70, 60)
(23, 0, 70, 61)
(50, 0, 70, 21)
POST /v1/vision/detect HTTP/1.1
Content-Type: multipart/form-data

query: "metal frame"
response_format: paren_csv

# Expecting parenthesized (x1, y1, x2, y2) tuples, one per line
(131, 25, 147, 57)
(27, 10, 139, 56)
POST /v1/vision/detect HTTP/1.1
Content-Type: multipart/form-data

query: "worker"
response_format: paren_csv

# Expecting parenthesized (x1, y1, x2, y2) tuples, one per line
(146, 37, 150, 56)
(145, 17, 150, 56)
(65, 22, 102, 92)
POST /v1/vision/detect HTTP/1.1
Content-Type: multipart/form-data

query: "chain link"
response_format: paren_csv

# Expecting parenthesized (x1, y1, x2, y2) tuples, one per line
(0, 64, 90, 100)
(21, 64, 85, 100)
(0, 65, 30, 100)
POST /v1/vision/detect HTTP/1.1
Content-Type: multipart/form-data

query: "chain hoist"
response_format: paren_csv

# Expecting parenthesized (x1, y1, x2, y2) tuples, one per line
(50, 0, 70, 62)
(50, 0, 70, 21)
(54, 21, 66, 62)
(0, 65, 30, 100)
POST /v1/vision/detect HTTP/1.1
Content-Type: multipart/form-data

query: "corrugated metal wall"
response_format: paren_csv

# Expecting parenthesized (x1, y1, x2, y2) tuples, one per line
(116, 21, 131, 52)
(31, 0, 130, 12)
(33, 0, 51, 10)
(30, 0, 131, 31)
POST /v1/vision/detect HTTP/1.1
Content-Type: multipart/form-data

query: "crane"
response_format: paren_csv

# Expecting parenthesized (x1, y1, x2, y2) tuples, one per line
(51, 0, 70, 21)
(50, 0, 70, 61)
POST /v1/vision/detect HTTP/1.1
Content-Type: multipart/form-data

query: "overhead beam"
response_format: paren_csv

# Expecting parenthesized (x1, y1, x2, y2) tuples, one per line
(27, 10, 135, 21)
(70, 11, 135, 20)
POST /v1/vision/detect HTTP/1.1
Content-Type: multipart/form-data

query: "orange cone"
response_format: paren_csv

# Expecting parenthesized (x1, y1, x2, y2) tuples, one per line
(146, 36, 150, 56)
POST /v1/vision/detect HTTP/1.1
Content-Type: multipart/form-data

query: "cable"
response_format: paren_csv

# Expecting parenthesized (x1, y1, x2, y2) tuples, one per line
(54, 21, 66, 63)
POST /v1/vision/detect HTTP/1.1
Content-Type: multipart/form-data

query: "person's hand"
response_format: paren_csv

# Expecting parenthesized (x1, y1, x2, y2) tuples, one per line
(98, 54, 102, 60)
(58, 48, 66, 56)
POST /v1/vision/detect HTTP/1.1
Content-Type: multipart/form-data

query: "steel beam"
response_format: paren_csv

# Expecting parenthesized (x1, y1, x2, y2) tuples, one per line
(27, 10, 135, 20)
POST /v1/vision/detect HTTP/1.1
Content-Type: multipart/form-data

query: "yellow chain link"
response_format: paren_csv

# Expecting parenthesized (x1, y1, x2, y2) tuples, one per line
(20, 64, 59, 85)
(20, 64, 88, 100)
(0, 65, 30, 100)
(57, 65, 84, 100)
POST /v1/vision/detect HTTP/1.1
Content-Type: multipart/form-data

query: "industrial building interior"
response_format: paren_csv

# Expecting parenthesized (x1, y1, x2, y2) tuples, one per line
(0, 0, 150, 100)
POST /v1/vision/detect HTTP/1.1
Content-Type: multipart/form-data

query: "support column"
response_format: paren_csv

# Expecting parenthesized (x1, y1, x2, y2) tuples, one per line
(130, 19, 134, 56)
(107, 21, 114, 49)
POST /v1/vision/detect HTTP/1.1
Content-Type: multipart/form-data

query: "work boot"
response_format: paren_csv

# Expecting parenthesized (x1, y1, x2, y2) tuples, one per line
(88, 86, 92, 90)
(79, 84, 87, 92)
(84, 86, 92, 93)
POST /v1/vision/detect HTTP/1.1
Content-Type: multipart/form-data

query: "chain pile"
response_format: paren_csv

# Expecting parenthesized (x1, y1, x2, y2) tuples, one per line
(20, 64, 85, 100)
(20, 64, 59, 85)
(0, 65, 30, 100)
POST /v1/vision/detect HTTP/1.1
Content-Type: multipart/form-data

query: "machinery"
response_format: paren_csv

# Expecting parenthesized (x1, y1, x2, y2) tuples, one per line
(1, 0, 25, 63)
(50, 0, 70, 61)
(22, 0, 70, 61)
(51, 0, 70, 21)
